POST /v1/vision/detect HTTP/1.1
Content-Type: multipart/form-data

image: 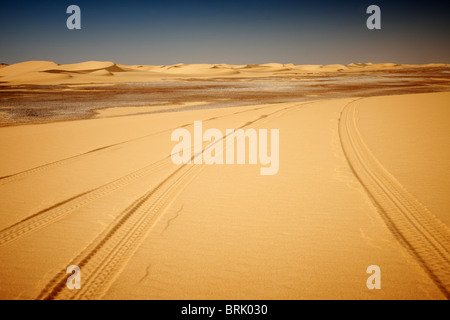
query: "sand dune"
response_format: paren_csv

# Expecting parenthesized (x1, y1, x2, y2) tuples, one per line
(43, 61, 126, 73)
(89, 69, 114, 76)
(1, 71, 73, 84)
(160, 63, 241, 75)
(0, 60, 448, 85)
(0, 61, 59, 77)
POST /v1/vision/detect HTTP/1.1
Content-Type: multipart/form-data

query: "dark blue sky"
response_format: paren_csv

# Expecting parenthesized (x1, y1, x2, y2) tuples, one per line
(1, 0, 449, 65)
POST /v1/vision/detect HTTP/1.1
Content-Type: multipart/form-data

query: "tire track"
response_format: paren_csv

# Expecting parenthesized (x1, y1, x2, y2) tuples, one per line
(0, 139, 141, 186)
(37, 101, 310, 300)
(339, 98, 450, 298)
(0, 155, 172, 247)
(0, 103, 291, 247)
(0, 105, 269, 186)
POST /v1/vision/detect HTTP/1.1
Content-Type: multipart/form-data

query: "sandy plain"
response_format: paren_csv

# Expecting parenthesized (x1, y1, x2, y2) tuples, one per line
(0, 61, 449, 299)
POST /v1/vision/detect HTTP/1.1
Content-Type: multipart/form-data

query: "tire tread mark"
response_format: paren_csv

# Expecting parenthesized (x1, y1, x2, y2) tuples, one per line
(37, 101, 312, 300)
(0, 156, 171, 247)
(0, 103, 296, 247)
(0, 105, 272, 186)
(339, 98, 450, 299)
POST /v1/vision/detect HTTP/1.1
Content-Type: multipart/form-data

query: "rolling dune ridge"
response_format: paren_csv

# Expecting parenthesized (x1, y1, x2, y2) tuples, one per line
(1, 60, 448, 86)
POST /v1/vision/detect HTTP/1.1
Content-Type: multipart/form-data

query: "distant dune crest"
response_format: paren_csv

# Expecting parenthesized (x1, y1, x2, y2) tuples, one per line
(0, 60, 448, 85)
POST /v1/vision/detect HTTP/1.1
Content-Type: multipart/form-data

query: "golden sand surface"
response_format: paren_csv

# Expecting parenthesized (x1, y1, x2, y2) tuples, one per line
(0, 61, 449, 299)
(0, 60, 448, 86)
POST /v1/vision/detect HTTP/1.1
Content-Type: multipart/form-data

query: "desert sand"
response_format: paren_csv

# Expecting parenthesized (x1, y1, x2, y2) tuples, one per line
(0, 61, 449, 300)
(0, 60, 448, 86)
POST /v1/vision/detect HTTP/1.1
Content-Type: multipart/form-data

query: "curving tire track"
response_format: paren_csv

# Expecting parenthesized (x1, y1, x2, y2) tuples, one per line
(0, 105, 269, 186)
(339, 98, 450, 298)
(0, 104, 277, 247)
(0, 156, 172, 247)
(0, 139, 145, 186)
(38, 163, 203, 300)
(36, 101, 310, 300)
